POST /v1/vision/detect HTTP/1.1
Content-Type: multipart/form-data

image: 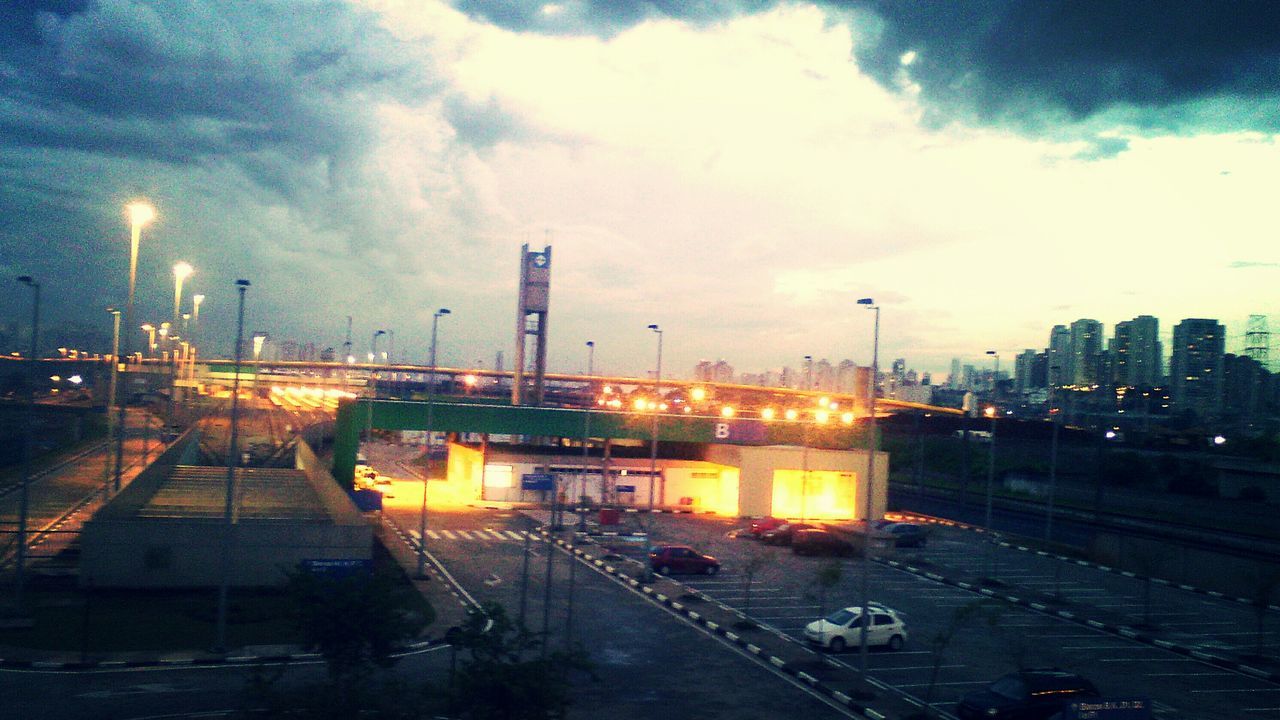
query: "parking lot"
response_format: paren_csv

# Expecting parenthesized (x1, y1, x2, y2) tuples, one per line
(624, 512, 1280, 719)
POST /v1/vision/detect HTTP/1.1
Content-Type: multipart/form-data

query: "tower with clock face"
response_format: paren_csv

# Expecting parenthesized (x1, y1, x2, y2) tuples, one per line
(513, 243, 551, 405)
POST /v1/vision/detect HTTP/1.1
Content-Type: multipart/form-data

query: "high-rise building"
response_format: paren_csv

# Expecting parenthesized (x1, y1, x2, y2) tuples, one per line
(1069, 319, 1104, 385)
(1170, 318, 1225, 421)
(836, 360, 859, 393)
(813, 358, 834, 391)
(1014, 349, 1038, 394)
(949, 358, 962, 389)
(1112, 315, 1161, 387)
(1047, 325, 1070, 386)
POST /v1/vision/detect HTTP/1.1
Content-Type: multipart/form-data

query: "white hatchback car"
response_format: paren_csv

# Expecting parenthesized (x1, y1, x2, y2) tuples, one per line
(803, 603, 908, 653)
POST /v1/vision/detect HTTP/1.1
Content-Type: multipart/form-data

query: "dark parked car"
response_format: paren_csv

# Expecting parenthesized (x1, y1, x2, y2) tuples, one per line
(648, 545, 721, 575)
(955, 669, 1101, 720)
(760, 522, 815, 545)
(748, 516, 786, 537)
(792, 528, 855, 557)
(883, 522, 929, 547)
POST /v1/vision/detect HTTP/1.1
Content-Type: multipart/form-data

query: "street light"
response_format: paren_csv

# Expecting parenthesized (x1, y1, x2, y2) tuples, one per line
(215, 278, 251, 653)
(106, 307, 122, 494)
(984, 349, 999, 577)
(116, 201, 154, 520)
(417, 308, 450, 579)
(172, 262, 193, 328)
(252, 333, 268, 397)
(1046, 367, 1061, 542)
(855, 296, 879, 683)
(647, 324, 663, 512)
(365, 329, 386, 443)
(13, 276, 40, 613)
(191, 294, 205, 339)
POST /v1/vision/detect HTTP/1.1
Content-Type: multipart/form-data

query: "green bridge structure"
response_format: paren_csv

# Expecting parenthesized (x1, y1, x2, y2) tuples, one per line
(332, 397, 880, 486)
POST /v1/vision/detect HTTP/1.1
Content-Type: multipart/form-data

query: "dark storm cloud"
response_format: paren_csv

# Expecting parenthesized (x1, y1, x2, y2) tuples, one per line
(450, 1, 1280, 134)
(0, 0, 424, 175)
(0, 0, 446, 356)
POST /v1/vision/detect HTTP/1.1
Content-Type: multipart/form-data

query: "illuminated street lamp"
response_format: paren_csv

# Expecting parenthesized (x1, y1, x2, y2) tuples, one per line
(417, 308, 450, 579)
(172, 261, 193, 329)
(252, 333, 268, 396)
(141, 324, 156, 356)
(855, 296, 880, 683)
(106, 307, 122, 493)
(191, 294, 205, 339)
(647, 323, 663, 511)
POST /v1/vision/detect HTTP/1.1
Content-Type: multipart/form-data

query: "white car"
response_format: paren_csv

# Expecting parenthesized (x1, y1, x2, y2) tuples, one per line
(803, 603, 908, 652)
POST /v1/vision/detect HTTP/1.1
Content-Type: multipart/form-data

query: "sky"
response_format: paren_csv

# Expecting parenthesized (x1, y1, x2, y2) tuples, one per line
(3, 0, 1279, 379)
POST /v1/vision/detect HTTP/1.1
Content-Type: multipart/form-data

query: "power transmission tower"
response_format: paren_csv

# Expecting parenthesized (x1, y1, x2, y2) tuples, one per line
(1245, 314, 1270, 371)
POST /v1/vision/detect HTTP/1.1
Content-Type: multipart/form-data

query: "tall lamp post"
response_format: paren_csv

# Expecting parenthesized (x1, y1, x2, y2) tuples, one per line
(1045, 368, 1061, 542)
(172, 262, 193, 328)
(365, 329, 386, 443)
(855, 297, 879, 682)
(983, 349, 999, 577)
(13, 276, 40, 612)
(106, 307, 122, 495)
(115, 202, 154, 505)
(565, 339, 595, 649)
(417, 308, 450, 579)
(191, 294, 205, 342)
(647, 324, 663, 512)
(215, 279, 251, 653)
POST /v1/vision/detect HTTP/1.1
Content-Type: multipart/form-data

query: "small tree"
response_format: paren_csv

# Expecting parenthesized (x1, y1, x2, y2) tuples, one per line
(449, 602, 594, 720)
(242, 563, 434, 719)
(739, 543, 770, 625)
(811, 560, 843, 619)
(923, 601, 994, 712)
(287, 564, 430, 681)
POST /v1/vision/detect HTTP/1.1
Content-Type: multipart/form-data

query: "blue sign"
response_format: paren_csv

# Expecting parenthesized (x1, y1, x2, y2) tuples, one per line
(1064, 698, 1151, 720)
(301, 558, 373, 578)
(615, 484, 636, 493)
(522, 473, 555, 491)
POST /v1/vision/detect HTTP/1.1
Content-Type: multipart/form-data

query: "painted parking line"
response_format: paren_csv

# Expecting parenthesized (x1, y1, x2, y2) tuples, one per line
(457, 530, 475, 540)
(486, 529, 507, 540)
(426, 530, 441, 540)
(1145, 671, 1235, 677)
(505, 530, 523, 539)
(441, 529, 458, 540)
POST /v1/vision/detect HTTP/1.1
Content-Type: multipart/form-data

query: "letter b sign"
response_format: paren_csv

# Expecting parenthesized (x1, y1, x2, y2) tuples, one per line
(714, 423, 731, 439)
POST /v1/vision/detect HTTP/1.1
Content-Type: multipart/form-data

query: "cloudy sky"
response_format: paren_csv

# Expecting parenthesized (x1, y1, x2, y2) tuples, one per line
(3, 1, 1279, 379)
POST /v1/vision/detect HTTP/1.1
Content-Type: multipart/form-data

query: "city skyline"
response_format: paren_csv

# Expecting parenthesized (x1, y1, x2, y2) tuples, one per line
(3, 2, 1279, 378)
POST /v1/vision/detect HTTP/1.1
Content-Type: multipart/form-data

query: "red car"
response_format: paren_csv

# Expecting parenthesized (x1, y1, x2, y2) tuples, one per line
(748, 516, 787, 537)
(648, 545, 721, 575)
(760, 522, 816, 545)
